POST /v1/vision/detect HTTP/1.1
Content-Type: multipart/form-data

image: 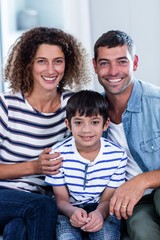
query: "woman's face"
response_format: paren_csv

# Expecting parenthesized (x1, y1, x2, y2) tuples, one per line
(32, 44, 65, 93)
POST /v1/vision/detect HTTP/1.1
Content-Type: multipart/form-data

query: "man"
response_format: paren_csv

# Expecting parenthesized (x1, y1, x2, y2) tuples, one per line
(92, 30, 160, 240)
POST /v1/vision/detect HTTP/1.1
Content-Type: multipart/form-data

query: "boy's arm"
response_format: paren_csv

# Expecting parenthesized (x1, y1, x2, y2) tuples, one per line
(53, 185, 76, 218)
(53, 186, 90, 228)
(96, 187, 115, 219)
(81, 187, 116, 232)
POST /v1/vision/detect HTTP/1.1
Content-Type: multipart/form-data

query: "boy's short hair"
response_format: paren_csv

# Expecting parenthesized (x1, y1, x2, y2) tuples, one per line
(66, 90, 109, 125)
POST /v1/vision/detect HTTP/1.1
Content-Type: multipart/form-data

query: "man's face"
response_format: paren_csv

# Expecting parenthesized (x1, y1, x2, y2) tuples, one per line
(93, 45, 138, 95)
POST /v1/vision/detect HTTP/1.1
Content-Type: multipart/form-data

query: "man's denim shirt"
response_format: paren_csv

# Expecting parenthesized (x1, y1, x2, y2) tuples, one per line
(103, 79, 160, 172)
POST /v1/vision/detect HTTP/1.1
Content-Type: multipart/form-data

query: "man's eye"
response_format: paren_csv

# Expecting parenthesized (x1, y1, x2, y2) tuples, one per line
(119, 60, 128, 65)
(99, 61, 108, 66)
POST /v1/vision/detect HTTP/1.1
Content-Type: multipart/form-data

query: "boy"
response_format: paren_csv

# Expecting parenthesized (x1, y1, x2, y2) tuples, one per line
(45, 90, 127, 240)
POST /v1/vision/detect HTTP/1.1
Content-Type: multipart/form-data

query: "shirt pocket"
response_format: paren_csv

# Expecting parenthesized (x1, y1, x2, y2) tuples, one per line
(140, 135, 160, 153)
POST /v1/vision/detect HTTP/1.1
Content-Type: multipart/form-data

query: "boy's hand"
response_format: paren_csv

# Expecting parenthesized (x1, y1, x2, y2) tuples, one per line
(70, 208, 91, 228)
(81, 209, 104, 232)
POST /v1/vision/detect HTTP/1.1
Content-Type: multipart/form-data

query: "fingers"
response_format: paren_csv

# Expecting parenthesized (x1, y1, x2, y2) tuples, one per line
(81, 218, 103, 232)
(41, 148, 61, 161)
(70, 209, 89, 228)
(42, 157, 63, 174)
(110, 196, 134, 220)
(37, 148, 62, 174)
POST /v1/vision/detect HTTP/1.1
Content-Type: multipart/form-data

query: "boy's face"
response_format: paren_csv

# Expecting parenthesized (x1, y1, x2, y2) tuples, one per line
(65, 113, 109, 151)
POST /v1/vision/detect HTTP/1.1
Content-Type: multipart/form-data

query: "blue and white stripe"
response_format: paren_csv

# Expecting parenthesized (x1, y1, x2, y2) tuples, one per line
(45, 136, 127, 205)
(0, 90, 73, 193)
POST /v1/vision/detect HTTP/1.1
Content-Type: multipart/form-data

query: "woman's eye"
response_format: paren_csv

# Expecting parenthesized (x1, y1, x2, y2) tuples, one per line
(37, 59, 45, 64)
(55, 60, 62, 64)
(54, 59, 64, 65)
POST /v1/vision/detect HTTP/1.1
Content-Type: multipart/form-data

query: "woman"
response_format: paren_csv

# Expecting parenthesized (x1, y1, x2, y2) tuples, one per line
(0, 27, 90, 240)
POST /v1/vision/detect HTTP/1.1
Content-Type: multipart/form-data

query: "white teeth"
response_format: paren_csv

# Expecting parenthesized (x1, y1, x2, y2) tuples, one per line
(108, 78, 121, 83)
(43, 76, 56, 81)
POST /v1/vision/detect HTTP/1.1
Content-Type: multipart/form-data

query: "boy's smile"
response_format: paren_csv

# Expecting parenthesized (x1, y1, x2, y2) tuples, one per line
(65, 113, 109, 152)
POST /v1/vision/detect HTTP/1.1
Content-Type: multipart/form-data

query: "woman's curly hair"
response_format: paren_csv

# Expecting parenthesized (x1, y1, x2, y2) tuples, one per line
(5, 27, 91, 94)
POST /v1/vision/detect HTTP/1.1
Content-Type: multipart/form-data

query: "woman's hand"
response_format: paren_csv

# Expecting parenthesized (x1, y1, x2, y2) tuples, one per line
(33, 148, 63, 175)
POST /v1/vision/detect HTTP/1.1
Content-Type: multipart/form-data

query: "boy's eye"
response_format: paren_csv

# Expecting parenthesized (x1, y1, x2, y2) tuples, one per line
(91, 120, 100, 125)
(74, 121, 82, 126)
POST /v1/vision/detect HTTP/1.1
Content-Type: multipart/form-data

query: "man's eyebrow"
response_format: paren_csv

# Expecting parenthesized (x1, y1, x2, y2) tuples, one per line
(117, 56, 128, 60)
(98, 56, 128, 62)
(98, 58, 109, 63)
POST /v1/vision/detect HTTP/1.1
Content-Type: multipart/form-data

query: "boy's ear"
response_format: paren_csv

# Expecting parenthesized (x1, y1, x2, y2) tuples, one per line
(65, 119, 71, 131)
(103, 118, 110, 131)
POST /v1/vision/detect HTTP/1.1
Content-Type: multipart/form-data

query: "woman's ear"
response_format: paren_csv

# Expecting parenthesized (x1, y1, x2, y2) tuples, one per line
(65, 119, 71, 131)
(103, 117, 110, 131)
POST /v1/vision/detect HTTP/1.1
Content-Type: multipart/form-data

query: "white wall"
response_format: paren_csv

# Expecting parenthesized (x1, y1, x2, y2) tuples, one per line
(89, 0, 160, 91)
(1, 0, 160, 93)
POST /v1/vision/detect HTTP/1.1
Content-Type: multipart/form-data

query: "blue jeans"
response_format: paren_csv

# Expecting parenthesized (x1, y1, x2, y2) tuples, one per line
(56, 203, 121, 240)
(0, 187, 58, 240)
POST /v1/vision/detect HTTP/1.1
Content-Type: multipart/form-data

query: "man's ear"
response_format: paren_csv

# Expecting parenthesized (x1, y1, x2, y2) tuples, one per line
(65, 119, 71, 131)
(103, 118, 110, 131)
(92, 58, 98, 74)
(133, 55, 139, 71)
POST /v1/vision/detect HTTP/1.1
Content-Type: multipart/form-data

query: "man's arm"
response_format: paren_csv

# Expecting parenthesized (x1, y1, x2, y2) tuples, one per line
(109, 170, 160, 219)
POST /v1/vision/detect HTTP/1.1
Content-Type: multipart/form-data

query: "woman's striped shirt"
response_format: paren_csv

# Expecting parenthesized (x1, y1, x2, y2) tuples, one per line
(0, 90, 73, 194)
(45, 136, 127, 205)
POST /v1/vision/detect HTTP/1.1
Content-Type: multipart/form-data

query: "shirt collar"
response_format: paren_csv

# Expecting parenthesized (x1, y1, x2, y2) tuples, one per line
(126, 79, 142, 113)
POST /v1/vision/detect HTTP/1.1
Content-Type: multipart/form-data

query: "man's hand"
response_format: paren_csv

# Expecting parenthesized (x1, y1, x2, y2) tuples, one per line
(109, 174, 146, 219)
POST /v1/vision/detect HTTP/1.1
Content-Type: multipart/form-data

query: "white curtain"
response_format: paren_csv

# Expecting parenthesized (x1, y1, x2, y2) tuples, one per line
(62, 0, 94, 89)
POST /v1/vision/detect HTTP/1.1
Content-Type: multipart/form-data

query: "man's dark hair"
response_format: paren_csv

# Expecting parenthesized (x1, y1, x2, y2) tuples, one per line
(94, 30, 135, 60)
(66, 90, 109, 126)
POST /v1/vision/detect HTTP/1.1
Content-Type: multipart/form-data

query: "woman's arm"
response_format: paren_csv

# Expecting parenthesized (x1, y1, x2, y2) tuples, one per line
(0, 148, 62, 179)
